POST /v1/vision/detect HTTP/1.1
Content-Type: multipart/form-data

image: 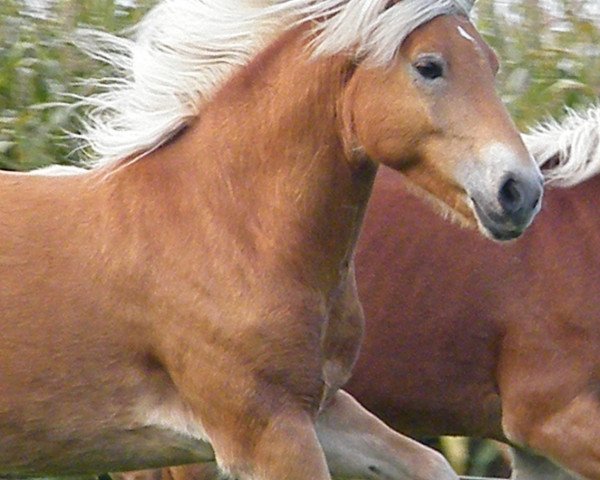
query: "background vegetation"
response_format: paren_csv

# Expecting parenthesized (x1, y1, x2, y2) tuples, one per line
(0, 0, 152, 170)
(2, 0, 600, 172)
(1, 0, 598, 476)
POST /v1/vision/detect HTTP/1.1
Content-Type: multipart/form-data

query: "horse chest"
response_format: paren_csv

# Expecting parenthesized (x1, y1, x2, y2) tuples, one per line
(320, 270, 365, 396)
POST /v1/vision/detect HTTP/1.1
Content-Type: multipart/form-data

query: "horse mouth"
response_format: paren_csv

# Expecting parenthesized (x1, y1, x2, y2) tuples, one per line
(471, 198, 524, 242)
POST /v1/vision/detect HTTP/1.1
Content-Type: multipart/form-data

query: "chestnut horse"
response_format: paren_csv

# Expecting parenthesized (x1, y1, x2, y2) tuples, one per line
(349, 108, 600, 480)
(122, 107, 600, 480)
(0, 0, 543, 479)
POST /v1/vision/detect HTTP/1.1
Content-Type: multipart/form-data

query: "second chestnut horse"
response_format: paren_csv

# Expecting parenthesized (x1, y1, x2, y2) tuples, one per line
(350, 107, 600, 480)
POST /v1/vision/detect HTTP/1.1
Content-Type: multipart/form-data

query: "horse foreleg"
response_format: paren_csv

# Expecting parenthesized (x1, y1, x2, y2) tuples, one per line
(165, 465, 220, 480)
(504, 391, 600, 480)
(316, 390, 459, 480)
(138, 390, 456, 480)
(205, 408, 331, 480)
(510, 447, 580, 480)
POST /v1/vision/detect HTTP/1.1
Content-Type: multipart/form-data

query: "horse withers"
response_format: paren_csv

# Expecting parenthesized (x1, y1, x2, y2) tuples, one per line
(0, 1, 542, 479)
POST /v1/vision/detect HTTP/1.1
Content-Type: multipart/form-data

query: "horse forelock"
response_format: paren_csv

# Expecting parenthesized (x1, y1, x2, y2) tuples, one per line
(75, 0, 475, 167)
(523, 104, 600, 188)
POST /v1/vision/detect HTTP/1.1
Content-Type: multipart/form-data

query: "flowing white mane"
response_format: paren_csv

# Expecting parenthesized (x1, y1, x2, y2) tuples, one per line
(74, 0, 475, 166)
(523, 104, 600, 187)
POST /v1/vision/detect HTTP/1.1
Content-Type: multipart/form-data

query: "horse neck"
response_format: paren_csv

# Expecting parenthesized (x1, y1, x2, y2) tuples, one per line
(111, 26, 377, 293)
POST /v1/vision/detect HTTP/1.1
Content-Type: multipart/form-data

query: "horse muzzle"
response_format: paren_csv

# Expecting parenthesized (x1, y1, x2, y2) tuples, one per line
(471, 170, 543, 241)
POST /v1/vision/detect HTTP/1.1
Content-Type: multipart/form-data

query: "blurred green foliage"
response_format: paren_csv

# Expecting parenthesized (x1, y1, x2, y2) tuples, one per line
(1, 0, 600, 171)
(477, 0, 600, 129)
(0, 0, 155, 170)
(1, 0, 599, 476)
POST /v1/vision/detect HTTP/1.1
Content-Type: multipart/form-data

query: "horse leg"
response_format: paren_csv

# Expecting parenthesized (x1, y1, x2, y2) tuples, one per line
(527, 392, 600, 479)
(315, 390, 459, 480)
(504, 389, 600, 479)
(110, 465, 218, 480)
(499, 313, 600, 480)
(166, 465, 220, 480)
(510, 447, 580, 480)
(112, 470, 168, 480)
(143, 390, 457, 480)
(205, 407, 330, 480)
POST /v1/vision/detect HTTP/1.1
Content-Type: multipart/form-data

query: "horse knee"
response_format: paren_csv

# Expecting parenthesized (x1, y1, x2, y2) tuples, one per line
(211, 409, 330, 480)
(504, 392, 600, 480)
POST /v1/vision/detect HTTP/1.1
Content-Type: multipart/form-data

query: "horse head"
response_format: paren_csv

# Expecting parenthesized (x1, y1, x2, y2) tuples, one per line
(335, 5, 543, 240)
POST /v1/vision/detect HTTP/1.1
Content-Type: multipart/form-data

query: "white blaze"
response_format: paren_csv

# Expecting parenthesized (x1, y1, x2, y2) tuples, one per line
(457, 25, 476, 44)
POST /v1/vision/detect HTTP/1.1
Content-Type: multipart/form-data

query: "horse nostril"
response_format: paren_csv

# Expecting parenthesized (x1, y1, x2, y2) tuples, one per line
(531, 193, 541, 211)
(498, 177, 523, 214)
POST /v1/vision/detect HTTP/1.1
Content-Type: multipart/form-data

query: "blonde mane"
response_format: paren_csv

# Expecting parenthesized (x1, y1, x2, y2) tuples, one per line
(523, 104, 600, 187)
(74, 0, 474, 167)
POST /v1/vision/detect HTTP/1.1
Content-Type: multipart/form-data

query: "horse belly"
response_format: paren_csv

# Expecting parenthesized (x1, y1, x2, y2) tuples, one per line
(0, 317, 214, 475)
(0, 387, 215, 476)
(0, 426, 213, 476)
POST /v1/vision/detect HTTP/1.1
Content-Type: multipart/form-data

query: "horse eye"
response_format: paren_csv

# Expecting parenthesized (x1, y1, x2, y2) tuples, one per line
(414, 59, 444, 81)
